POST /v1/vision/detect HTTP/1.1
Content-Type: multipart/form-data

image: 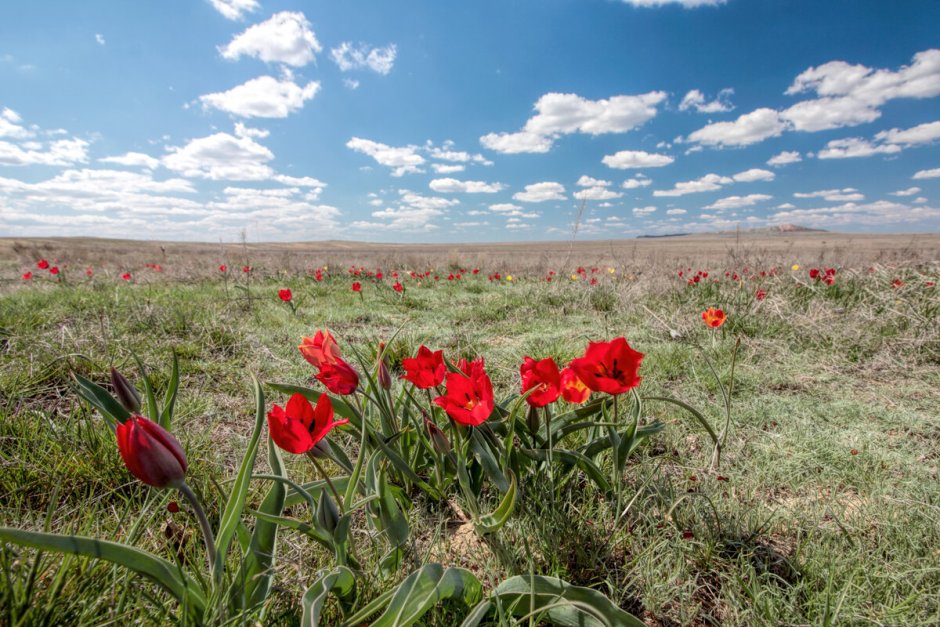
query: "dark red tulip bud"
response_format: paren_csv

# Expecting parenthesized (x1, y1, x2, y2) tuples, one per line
(116, 415, 187, 488)
(425, 418, 451, 455)
(110, 367, 142, 414)
(377, 342, 392, 390)
(316, 491, 339, 534)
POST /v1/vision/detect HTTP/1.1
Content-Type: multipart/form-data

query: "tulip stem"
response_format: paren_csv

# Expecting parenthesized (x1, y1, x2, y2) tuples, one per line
(307, 453, 345, 515)
(177, 482, 216, 578)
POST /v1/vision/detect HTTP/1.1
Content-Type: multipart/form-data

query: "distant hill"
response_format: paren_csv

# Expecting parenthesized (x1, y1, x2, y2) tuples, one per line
(639, 224, 826, 238)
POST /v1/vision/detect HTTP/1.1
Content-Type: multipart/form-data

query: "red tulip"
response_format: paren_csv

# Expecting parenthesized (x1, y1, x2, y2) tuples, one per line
(121, 272, 132, 281)
(434, 359, 494, 426)
(560, 367, 590, 404)
(115, 415, 187, 488)
(267, 393, 348, 454)
(568, 337, 644, 396)
(519, 356, 561, 407)
(755, 289, 767, 301)
(242, 265, 251, 273)
(37, 259, 49, 270)
(219, 264, 227, 272)
(85, 267, 93, 277)
(352, 282, 361, 292)
(22, 271, 32, 280)
(315, 360, 359, 395)
(702, 308, 726, 328)
(278, 288, 292, 302)
(392, 281, 404, 293)
(299, 330, 343, 369)
(401, 345, 446, 389)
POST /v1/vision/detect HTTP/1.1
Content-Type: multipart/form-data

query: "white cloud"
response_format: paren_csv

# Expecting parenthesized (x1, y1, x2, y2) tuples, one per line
(95, 33, 105, 45)
(0, 138, 89, 166)
(601, 149, 674, 169)
(686, 108, 787, 147)
(208, 0, 260, 21)
(794, 188, 865, 202)
(653, 173, 732, 197)
(99, 152, 161, 170)
(875, 120, 940, 146)
(679, 88, 734, 113)
(913, 167, 940, 180)
(622, 175, 652, 189)
(574, 186, 623, 200)
(489, 203, 522, 213)
(0, 108, 33, 139)
(705, 193, 772, 210)
(666, 208, 687, 215)
(770, 200, 940, 229)
(234, 122, 269, 139)
(891, 187, 921, 197)
(352, 190, 457, 231)
(219, 12, 321, 67)
(816, 137, 902, 160)
(343, 78, 360, 90)
(513, 181, 566, 203)
(632, 206, 657, 215)
(622, 0, 726, 6)
(428, 178, 504, 193)
(781, 97, 880, 132)
(767, 150, 801, 166)
(346, 137, 425, 176)
(163, 132, 274, 180)
(330, 42, 397, 75)
(481, 91, 666, 154)
(432, 163, 465, 174)
(732, 168, 775, 182)
(199, 76, 320, 118)
(576, 175, 611, 187)
(425, 141, 491, 165)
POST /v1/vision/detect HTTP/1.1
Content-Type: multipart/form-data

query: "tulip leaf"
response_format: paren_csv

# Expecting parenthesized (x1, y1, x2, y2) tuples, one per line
(132, 352, 161, 428)
(301, 566, 357, 627)
(643, 396, 718, 445)
(469, 429, 509, 493)
(521, 448, 611, 493)
(378, 468, 410, 547)
(72, 372, 129, 427)
(214, 375, 266, 581)
(581, 421, 666, 458)
(231, 433, 287, 611)
(161, 351, 180, 429)
(476, 470, 517, 535)
(248, 510, 334, 549)
(0, 527, 205, 615)
(473, 574, 645, 627)
(346, 563, 483, 627)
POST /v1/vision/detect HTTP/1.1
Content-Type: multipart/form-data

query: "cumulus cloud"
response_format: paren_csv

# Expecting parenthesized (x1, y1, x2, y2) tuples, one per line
(162, 132, 274, 180)
(432, 163, 465, 174)
(219, 12, 321, 67)
(574, 186, 623, 200)
(653, 173, 732, 197)
(576, 175, 611, 187)
(208, 0, 260, 21)
(330, 42, 397, 75)
(705, 193, 772, 210)
(0, 108, 31, 139)
(428, 178, 504, 193)
(632, 206, 657, 215)
(732, 168, 775, 182)
(875, 120, 940, 146)
(794, 188, 865, 202)
(622, 174, 652, 189)
(891, 187, 921, 197)
(767, 150, 801, 166)
(346, 137, 425, 176)
(481, 91, 666, 154)
(912, 167, 940, 180)
(816, 137, 901, 160)
(351, 190, 457, 231)
(0, 138, 89, 166)
(685, 108, 787, 147)
(601, 149, 674, 169)
(513, 181, 566, 203)
(679, 88, 734, 113)
(770, 200, 940, 229)
(99, 152, 161, 170)
(199, 76, 320, 118)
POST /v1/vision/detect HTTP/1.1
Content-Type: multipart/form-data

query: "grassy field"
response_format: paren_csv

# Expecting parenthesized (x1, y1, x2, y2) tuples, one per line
(1, 234, 939, 625)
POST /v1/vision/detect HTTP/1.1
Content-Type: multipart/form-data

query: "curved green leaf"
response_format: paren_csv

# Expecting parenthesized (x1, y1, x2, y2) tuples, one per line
(301, 566, 357, 627)
(486, 574, 644, 627)
(0, 527, 205, 614)
(161, 351, 180, 428)
(643, 396, 717, 445)
(476, 470, 517, 535)
(347, 564, 483, 627)
(72, 372, 128, 428)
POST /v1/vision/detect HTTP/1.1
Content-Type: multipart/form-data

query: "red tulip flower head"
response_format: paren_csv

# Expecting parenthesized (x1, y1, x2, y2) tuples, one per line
(85, 267, 93, 277)
(755, 289, 767, 301)
(267, 393, 348, 454)
(560, 367, 590, 404)
(37, 259, 49, 270)
(315, 360, 359, 395)
(49, 266, 60, 275)
(434, 359, 494, 426)
(401, 345, 446, 389)
(702, 308, 726, 328)
(352, 281, 362, 292)
(121, 272, 132, 281)
(22, 271, 32, 280)
(392, 281, 404, 293)
(519, 356, 561, 407)
(568, 337, 644, 395)
(299, 330, 343, 369)
(219, 264, 226, 272)
(116, 415, 188, 488)
(278, 288, 292, 302)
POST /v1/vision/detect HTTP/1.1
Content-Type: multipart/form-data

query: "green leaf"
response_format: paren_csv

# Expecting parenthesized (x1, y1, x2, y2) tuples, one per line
(231, 433, 287, 611)
(475, 470, 517, 535)
(161, 352, 180, 429)
(72, 372, 129, 428)
(521, 447, 611, 493)
(214, 375, 267, 581)
(469, 429, 509, 493)
(0, 527, 205, 615)
(132, 353, 161, 428)
(484, 574, 644, 627)
(248, 510, 333, 549)
(378, 468, 410, 547)
(643, 396, 718, 445)
(301, 566, 357, 627)
(348, 564, 483, 627)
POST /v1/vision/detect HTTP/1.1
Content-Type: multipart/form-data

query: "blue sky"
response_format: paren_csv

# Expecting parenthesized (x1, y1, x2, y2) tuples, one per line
(1, 0, 939, 242)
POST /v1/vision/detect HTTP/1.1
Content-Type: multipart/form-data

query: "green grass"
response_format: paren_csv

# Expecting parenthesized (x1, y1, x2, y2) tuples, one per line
(1, 264, 939, 625)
